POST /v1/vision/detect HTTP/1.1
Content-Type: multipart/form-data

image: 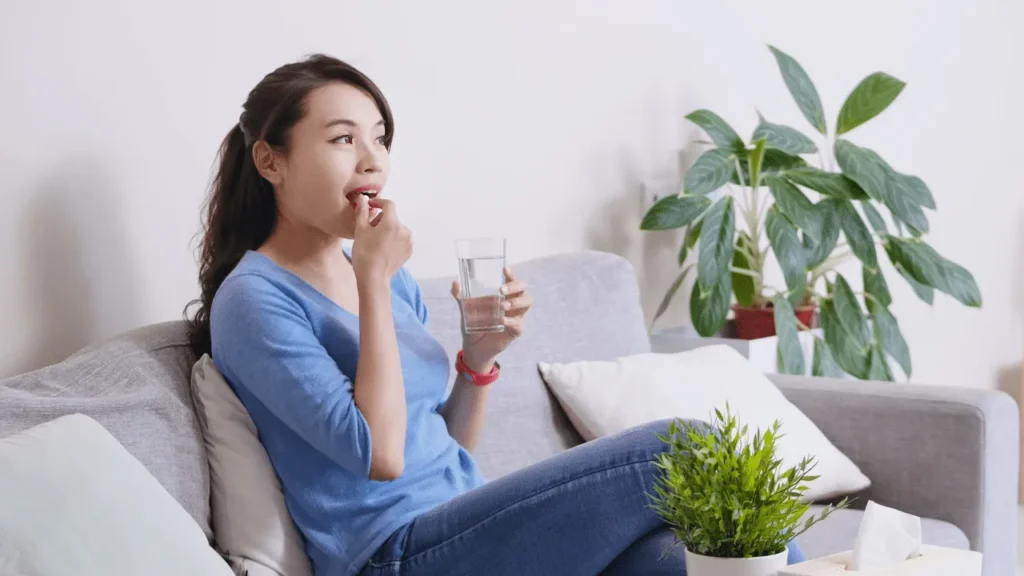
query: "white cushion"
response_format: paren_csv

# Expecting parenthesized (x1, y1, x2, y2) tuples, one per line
(0, 414, 234, 576)
(190, 354, 312, 576)
(538, 345, 871, 502)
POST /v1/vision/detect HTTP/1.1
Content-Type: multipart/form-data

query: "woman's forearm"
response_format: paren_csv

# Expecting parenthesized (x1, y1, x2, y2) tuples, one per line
(353, 275, 407, 480)
(440, 373, 490, 452)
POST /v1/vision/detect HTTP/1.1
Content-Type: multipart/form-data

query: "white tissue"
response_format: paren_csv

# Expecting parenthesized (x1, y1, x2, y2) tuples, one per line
(848, 500, 923, 570)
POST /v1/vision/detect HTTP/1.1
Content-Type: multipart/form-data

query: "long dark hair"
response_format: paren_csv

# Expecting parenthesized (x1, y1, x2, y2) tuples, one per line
(184, 54, 394, 357)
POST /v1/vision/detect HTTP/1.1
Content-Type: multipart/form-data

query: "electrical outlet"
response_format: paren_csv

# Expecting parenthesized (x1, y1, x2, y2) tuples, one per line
(642, 178, 681, 211)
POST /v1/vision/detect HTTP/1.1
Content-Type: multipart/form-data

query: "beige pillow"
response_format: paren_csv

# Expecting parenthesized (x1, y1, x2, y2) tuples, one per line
(0, 414, 233, 576)
(191, 354, 312, 576)
(538, 345, 871, 502)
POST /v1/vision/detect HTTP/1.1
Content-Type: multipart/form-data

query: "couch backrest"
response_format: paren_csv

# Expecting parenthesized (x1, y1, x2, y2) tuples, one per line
(0, 321, 212, 538)
(418, 250, 651, 479)
(0, 249, 651, 531)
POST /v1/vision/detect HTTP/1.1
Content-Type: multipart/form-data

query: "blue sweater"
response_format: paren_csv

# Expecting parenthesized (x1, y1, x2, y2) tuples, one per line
(210, 250, 485, 576)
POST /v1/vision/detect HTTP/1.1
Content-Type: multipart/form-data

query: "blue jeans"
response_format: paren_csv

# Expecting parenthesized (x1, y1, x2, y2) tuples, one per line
(359, 419, 806, 575)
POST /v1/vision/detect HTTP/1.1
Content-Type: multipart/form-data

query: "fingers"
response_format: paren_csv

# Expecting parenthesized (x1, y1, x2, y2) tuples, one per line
(450, 279, 462, 300)
(502, 315, 525, 337)
(502, 293, 533, 317)
(354, 194, 370, 230)
(503, 266, 517, 283)
(500, 279, 527, 297)
(374, 199, 398, 227)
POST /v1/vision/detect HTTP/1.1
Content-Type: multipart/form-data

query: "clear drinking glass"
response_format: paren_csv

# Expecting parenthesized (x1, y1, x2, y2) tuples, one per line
(456, 237, 507, 334)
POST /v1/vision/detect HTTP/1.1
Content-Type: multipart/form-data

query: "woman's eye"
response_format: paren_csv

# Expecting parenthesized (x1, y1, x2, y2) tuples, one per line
(375, 135, 386, 145)
(331, 135, 353, 144)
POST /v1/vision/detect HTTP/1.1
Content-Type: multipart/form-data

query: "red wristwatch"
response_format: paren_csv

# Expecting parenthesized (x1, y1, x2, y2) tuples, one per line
(455, 350, 501, 386)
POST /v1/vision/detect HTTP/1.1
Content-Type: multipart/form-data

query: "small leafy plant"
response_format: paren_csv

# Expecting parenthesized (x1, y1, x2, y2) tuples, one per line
(640, 45, 981, 381)
(650, 406, 848, 558)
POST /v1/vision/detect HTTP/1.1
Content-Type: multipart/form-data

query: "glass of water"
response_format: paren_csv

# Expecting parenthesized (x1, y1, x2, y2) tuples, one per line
(456, 237, 507, 334)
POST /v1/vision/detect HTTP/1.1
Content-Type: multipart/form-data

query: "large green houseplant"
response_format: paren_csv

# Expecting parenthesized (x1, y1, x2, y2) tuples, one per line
(640, 45, 981, 380)
(650, 406, 848, 575)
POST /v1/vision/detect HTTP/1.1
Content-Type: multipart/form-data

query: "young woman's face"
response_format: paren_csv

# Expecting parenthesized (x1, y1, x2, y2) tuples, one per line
(272, 82, 390, 239)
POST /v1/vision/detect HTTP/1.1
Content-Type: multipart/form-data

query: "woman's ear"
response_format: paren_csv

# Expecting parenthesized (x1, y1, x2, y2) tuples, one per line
(252, 141, 286, 185)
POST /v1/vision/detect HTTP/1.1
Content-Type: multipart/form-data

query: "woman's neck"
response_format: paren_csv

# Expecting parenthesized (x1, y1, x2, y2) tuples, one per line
(258, 215, 352, 281)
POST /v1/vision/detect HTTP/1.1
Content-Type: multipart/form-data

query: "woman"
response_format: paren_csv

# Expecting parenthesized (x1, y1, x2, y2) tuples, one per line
(185, 54, 805, 576)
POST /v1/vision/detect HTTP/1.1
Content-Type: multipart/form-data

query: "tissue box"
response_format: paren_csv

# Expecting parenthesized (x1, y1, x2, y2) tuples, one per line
(779, 545, 981, 575)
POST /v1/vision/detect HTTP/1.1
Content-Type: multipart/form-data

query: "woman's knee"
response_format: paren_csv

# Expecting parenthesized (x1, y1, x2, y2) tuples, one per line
(634, 418, 713, 445)
(615, 418, 712, 461)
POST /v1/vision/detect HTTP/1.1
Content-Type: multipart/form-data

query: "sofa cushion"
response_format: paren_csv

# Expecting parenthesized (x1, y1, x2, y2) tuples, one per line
(191, 354, 312, 576)
(0, 321, 211, 538)
(795, 505, 969, 559)
(0, 414, 232, 576)
(537, 345, 871, 502)
(419, 250, 651, 480)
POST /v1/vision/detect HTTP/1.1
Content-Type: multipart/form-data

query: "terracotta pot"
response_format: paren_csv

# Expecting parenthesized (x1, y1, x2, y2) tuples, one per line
(732, 304, 817, 341)
(684, 548, 789, 576)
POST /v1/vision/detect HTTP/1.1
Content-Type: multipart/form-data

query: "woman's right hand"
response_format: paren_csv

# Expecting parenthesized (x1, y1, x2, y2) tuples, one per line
(351, 195, 412, 282)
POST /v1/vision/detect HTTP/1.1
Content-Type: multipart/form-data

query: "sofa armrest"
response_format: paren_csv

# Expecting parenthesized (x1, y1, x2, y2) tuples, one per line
(768, 374, 1018, 563)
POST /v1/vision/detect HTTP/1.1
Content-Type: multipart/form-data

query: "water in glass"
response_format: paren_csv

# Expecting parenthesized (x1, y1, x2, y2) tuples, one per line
(456, 238, 506, 333)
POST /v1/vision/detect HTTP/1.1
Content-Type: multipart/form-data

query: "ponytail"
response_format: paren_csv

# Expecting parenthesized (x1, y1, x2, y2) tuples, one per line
(184, 123, 277, 357)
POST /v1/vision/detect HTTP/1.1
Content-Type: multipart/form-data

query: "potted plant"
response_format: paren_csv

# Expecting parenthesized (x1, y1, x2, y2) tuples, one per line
(650, 406, 848, 576)
(640, 45, 981, 380)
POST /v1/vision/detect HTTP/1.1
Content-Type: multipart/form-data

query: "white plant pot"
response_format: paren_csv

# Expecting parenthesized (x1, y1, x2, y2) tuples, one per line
(685, 549, 789, 576)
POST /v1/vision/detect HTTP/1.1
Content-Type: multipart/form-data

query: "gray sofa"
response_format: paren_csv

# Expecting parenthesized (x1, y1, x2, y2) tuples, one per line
(0, 250, 1017, 575)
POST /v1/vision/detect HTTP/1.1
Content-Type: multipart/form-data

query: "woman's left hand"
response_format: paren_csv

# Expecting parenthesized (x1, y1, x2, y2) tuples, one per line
(451, 267, 532, 373)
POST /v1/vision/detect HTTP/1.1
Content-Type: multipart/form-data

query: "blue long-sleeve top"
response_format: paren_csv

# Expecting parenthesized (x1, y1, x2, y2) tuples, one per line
(210, 250, 485, 576)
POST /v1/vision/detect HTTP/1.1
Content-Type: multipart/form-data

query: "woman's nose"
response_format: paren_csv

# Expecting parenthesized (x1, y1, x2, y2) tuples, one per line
(358, 145, 383, 173)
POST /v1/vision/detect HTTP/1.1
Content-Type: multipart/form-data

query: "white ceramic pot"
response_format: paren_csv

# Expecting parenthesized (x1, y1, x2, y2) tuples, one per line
(684, 549, 789, 576)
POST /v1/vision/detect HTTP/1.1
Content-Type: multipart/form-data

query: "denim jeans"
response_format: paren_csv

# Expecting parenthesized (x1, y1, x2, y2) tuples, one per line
(359, 419, 806, 575)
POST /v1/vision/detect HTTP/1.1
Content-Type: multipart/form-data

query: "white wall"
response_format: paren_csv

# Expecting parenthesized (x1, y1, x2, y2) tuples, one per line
(1, 0, 1021, 390)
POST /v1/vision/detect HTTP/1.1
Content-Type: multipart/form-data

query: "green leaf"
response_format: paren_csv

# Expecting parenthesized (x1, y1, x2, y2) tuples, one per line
(752, 118, 818, 155)
(686, 218, 704, 249)
(641, 194, 713, 230)
(774, 294, 806, 375)
(836, 72, 906, 135)
(697, 197, 736, 287)
(894, 261, 934, 305)
(884, 237, 982, 307)
(863, 265, 892, 313)
(685, 110, 744, 153)
(653, 265, 694, 326)
(783, 167, 869, 201)
(678, 236, 690, 266)
(803, 200, 840, 269)
(767, 176, 823, 242)
(821, 298, 870, 379)
(732, 233, 756, 307)
(733, 149, 808, 186)
(835, 200, 877, 267)
(833, 139, 887, 201)
(766, 207, 807, 305)
(812, 338, 846, 378)
(867, 345, 894, 381)
(684, 148, 738, 196)
(691, 270, 731, 337)
(768, 45, 827, 134)
(834, 139, 929, 234)
(872, 306, 911, 377)
(833, 274, 870, 348)
(748, 139, 768, 189)
(892, 217, 905, 236)
(882, 169, 930, 235)
(890, 172, 936, 210)
(860, 202, 888, 234)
